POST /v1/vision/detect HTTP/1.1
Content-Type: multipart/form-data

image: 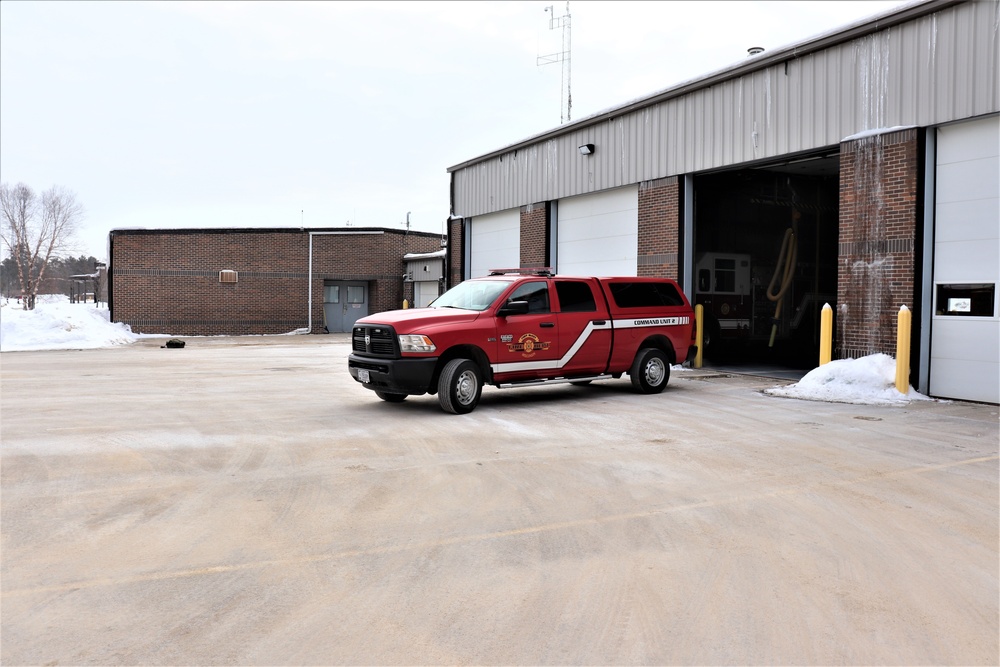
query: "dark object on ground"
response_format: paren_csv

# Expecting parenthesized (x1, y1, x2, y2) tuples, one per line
(163, 339, 186, 349)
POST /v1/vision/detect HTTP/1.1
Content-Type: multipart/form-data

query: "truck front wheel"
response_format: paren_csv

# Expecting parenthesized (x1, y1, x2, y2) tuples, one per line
(630, 348, 670, 394)
(438, 359, 483, 414)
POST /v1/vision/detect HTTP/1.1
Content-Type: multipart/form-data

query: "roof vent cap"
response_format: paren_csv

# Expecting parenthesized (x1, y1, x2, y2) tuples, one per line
(748, 46, 764, 57)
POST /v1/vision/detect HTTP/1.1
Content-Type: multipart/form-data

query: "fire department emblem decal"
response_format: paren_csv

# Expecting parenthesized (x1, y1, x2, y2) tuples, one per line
(506, 332, 551, 358)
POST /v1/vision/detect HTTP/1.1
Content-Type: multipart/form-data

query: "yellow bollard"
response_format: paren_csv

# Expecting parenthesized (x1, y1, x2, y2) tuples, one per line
(895, 305, 912, 394)
(819, 303, 833, 366)
(694, 304, 704, 369)
(402, 299, 409, 309)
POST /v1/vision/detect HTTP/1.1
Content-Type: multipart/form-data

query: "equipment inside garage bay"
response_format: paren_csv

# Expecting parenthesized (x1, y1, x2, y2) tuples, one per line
(694, 165, 839, 368)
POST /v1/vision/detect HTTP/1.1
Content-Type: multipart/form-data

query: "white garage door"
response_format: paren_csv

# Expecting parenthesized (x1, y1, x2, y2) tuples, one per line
(469, 209, 520, 278)
(557, 185, 638, 276)
(414, 281, 439, 308)
(930, 116, 999, 404)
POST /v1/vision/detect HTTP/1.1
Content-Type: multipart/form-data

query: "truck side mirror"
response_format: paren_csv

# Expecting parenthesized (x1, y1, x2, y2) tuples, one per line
(498, 300, 530, 317)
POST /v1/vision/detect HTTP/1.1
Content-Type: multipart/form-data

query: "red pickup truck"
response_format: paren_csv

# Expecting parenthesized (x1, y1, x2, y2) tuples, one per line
(348, 269, 696, 414)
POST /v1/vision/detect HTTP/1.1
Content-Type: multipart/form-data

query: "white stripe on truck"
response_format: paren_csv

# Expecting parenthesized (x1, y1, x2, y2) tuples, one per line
(491, 317, 687, 374)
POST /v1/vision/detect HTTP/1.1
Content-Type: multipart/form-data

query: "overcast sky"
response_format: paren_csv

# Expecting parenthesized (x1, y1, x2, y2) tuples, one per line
(1, 0, 911, 259)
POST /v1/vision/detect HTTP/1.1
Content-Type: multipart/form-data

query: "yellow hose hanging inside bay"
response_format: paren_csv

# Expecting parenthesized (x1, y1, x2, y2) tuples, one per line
(766, 209, 800, 347)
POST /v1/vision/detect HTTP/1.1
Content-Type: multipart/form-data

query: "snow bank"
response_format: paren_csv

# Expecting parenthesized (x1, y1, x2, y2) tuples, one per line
(764, 353, 932, 406)
(0, 295, 162, 351)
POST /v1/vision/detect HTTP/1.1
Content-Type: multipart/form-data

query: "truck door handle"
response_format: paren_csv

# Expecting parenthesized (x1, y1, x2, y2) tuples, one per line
(592, 320, 607, 326)
(540, 322, 555, 328)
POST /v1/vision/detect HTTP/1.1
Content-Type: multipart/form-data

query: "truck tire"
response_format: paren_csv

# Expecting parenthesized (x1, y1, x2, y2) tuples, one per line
(374, 391, 407, 403)
(630, 348, 670, 394)
(438, 359, 483, 414)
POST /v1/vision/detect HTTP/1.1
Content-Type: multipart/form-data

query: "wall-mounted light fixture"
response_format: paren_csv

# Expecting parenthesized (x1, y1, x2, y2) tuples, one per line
(579, 143, 595, 155)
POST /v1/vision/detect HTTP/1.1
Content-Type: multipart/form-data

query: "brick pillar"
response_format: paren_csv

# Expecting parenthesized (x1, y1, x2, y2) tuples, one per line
(520, 203, 548, 269)
(637, 177, 680, 279)
(837, 128, 918, 359)
(402, 280, 414, 308)
(447, 218, 464, 289)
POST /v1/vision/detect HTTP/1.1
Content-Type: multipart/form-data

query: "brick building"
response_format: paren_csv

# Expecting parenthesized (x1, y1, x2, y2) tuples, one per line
(109, 227, 443, 335)
(445, 0, 998, 403)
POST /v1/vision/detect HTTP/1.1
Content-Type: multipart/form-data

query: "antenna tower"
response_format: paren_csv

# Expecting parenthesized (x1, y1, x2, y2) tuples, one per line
(537, 2, 572, 124)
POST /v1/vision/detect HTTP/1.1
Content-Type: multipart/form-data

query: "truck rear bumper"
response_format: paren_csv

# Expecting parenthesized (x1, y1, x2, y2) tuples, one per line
(348, 354, 438, 396)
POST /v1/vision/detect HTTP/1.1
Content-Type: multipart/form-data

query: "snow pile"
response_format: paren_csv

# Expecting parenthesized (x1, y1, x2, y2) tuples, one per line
(0, 295, 160, 351)
(764, 353, 932, 406)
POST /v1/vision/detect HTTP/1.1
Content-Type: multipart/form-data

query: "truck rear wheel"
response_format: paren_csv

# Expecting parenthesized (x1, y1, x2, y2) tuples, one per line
(630, 348, 670, 394)
(438, 359, 483, 414)
(374, 391, 407, 403)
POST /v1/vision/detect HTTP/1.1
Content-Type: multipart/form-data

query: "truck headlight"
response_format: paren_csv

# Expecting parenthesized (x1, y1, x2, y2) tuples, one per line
(398, 334, 436, 353)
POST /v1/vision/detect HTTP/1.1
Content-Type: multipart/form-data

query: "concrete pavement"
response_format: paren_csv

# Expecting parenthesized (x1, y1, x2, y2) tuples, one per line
(2, 335, 997, 665)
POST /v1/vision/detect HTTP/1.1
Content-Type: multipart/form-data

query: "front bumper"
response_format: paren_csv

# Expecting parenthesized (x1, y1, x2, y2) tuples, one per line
(348, 354, 439, 396)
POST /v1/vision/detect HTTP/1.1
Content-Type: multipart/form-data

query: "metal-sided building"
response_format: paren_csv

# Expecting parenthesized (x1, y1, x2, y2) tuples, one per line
(445, 0, 999, 403)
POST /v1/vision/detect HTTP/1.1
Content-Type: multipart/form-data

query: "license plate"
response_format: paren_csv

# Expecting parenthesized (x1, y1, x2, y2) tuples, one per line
(358, 369, 370, 383)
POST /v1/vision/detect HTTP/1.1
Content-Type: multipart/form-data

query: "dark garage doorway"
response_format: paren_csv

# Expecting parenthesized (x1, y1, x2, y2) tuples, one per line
(693, 155, 840, 373)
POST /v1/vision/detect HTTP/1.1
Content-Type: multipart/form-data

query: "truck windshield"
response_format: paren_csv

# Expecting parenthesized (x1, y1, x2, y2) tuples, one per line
(429, 280, 512, 312)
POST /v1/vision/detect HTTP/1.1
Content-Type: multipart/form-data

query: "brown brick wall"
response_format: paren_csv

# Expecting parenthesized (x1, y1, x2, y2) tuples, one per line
(637, 177, 680, 279)
(520, 203, 548, 269)
(110, 228, 440, 335)
(447, 218, 464, 288)
(837, 128, 919, 359)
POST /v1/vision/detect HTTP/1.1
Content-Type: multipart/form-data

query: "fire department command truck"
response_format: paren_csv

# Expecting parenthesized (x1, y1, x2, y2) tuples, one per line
(348, 269, 697, 414)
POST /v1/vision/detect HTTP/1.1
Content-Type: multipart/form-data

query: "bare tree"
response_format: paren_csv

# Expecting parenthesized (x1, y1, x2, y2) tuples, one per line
(0, 182, 84, 309)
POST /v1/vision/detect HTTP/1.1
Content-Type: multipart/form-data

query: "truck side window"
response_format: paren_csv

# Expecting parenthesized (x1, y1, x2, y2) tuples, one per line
(507, 281, 550, 313)
(555, 281, 597, 312)
(609, 282, 685, 307)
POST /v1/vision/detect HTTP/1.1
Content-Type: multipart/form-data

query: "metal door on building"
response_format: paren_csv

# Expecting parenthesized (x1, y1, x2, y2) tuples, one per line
(414, 281, 439, 308)
(324, 281, 369, 333)
(556, 185, 639, 276)
(468, 208, 520, 278)
(929, 116, 999, 403)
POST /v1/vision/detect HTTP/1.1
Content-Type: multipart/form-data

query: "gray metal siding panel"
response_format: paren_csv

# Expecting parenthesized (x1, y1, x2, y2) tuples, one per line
(451, 1, 998, 218)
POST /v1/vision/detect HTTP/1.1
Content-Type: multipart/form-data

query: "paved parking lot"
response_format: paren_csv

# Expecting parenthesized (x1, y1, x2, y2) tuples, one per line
(2, 335, 997, 665)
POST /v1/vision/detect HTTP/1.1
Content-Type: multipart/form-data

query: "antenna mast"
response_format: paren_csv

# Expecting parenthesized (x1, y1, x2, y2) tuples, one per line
(537, 2, 572, 124)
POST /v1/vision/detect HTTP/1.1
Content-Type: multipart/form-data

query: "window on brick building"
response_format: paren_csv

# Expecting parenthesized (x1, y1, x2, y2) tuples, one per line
(347, 285, 365, 304)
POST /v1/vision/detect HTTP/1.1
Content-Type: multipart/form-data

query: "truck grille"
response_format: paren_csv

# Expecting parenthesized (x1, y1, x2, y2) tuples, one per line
(352, 325, 397, 357)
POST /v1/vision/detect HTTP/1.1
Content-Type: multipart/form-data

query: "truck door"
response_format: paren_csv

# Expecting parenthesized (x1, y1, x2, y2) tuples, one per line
(554, 279, 612, 375)
(493, 280, 561, 380)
